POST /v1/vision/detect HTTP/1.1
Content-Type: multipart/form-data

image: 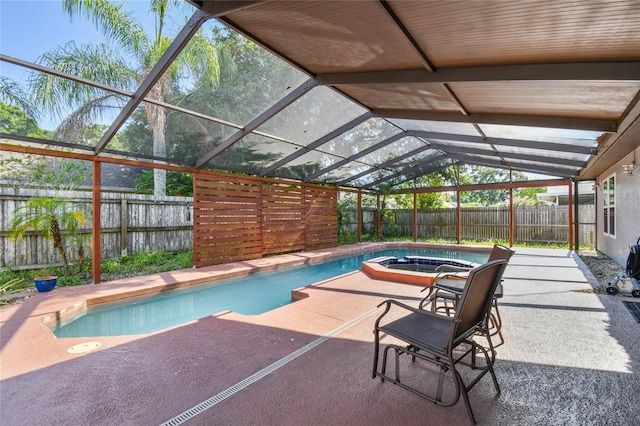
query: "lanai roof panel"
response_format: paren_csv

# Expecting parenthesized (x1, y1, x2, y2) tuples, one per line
(204, 134, 301, 174)
(255, 86, 368, 146)
(314, 118, 402, 158)
(270, 149, 343, 181)
(355, 137, 429, 165)
(221, 0, 424, 74)
(390, 0, 640, 67)
(451, 81, 640, 120)
(148, 19, 310, 128)
(316, 163, 375, 184)
(336, 83, 461, 112)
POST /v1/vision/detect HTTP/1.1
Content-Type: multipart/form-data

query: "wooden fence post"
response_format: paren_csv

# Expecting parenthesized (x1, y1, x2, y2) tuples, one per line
(413, 191, 418, 242)
(357, 191, 362, 243)
(376, 195, 381, 240)
(120, 197, 128, 255)
(574, 182, 580, 251)
(92, 160, 101, 284)
(456, 191, 461, 243)
(568, 181, 574, 250)
(509, 187, 514, 247)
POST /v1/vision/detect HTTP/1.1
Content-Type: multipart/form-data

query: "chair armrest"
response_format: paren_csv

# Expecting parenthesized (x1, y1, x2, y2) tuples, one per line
(375, 299, 458, 326)
(433, 281, 464, 293)
(433, 271, 468, 286)
(434, 264, 473, 273)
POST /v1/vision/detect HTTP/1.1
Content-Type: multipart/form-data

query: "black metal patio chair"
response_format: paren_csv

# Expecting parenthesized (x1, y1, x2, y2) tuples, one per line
(372, 259, 508, 424)
(420, 244, 515, 346)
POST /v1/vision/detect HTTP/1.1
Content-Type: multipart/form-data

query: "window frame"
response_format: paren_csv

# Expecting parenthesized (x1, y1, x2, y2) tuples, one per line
(602, 173, 615, 237)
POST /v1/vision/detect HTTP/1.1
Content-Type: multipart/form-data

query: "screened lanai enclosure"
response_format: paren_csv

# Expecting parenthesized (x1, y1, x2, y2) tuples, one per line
(1, 1, 639, 281)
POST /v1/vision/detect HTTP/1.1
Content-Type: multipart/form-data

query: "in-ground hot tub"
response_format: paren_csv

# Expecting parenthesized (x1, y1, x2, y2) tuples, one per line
(362, 255, 480, 286)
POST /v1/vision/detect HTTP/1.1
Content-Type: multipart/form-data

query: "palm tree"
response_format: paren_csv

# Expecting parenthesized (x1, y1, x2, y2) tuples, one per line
(0, 77, 40, 121)
(30, 0, 234, 196)
(9, 197, 88, 268)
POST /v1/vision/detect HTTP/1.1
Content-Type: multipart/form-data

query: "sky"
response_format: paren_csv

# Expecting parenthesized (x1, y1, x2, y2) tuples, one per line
(0, 0, 189, 84)
(0, 0, 197, 130)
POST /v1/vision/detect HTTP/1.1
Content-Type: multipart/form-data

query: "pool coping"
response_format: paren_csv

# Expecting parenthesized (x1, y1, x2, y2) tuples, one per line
(361, 244, 489, 286)
(39, 242, 380, 329)
(361, 257, 439, 286)
(39, 242, 492, 330)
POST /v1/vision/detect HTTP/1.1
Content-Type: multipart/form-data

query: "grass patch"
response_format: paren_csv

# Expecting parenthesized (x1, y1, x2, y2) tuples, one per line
(337, 233, 570, 249)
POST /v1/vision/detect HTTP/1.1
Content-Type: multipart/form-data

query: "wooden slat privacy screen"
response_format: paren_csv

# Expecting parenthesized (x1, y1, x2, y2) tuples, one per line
(262, 181, 306, 256)
(193, 171, 337, 267)
(305, 186, 338, 250)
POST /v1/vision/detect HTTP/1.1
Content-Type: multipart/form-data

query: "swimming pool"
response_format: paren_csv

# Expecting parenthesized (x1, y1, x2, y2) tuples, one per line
(52, 247, 488, 337)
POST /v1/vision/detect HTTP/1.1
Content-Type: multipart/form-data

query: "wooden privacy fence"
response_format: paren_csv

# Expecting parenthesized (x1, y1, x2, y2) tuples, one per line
(193, 172, 337, 267)
(2, 186, 595, 270)
(0, 188, 192, 269)
(1, 174, 338, 270)
(341, 205, 596, 246)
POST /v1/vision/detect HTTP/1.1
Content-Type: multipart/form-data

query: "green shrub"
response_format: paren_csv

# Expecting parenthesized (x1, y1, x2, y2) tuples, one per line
(0, 278, 25, 304)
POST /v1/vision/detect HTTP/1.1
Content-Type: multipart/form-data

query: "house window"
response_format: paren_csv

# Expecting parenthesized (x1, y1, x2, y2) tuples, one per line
(603, 174, 615, 237)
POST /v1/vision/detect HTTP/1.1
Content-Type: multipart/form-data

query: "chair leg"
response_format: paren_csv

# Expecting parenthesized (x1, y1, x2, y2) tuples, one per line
(477, 338, 501, 394)
(456, 341, 501, 424)
(372, 330, 380, 379)
(455, 369, 477, 424)
(489, 301, 505, 347)
(436, 362, 447, 402)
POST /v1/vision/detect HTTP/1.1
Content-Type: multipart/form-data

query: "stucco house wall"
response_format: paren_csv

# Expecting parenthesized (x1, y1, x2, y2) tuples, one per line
(596, 146, 640, 267)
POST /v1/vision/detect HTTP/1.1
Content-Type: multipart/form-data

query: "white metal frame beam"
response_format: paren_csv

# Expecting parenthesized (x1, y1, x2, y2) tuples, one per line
(435, 144, 588, 168)
(450, 154, 577, 178)
(409, 131, 596, 155)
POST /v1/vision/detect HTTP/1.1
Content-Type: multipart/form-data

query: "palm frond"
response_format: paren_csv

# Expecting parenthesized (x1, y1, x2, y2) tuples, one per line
(63, 0, 149, 58)
(0, 77, 40, 120)
(62, 209, 89, 233)
(30, 42, 135, 119)
(0, 278, 25, 305)
(151, 1, 189, 42)
(8, 202, 53, 241)
(178, 29, 237, 90)
(52, 93, 128, 143)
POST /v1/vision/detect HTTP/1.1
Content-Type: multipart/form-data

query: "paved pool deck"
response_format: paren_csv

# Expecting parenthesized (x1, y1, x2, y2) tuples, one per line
(1, 243, 639, 425)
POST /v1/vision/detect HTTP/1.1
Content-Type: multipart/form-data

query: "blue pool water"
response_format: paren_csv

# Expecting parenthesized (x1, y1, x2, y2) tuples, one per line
(52, 248, 488, 337)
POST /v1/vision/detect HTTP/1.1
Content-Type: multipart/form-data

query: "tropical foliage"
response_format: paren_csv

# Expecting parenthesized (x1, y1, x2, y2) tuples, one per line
(0, 278, 24, 305)
(29, 0, 234, 196)
(134, 169, 193, 196)
(8, 196, 88, 267)
(0, 78, 40, 122)
(0, 101, 48, 138)
(0, 153, 89, 192)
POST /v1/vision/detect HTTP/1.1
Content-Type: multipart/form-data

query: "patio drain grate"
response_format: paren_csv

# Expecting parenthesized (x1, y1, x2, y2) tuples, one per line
(160, 306, 381, 426)
(622, 301, 640, 323)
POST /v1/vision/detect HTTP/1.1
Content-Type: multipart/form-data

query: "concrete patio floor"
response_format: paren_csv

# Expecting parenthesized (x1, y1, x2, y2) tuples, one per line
(1, 244, 639, 425)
